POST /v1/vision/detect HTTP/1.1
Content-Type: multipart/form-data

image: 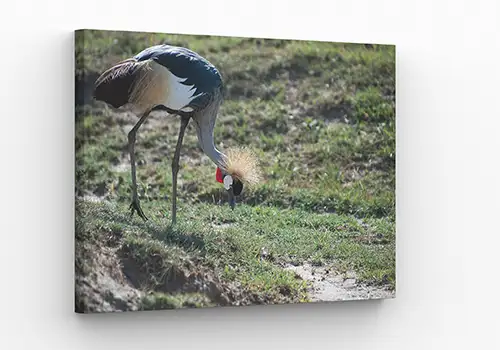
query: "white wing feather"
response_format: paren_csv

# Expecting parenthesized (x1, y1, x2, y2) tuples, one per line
(155, 62, 204, 111)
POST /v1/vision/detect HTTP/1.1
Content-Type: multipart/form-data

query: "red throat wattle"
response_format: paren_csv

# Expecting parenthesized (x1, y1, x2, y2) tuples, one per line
(216, 167, 223, 183)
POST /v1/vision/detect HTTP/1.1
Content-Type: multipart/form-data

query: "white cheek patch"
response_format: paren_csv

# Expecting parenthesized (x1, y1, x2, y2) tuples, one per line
(223, 175, 233, 190)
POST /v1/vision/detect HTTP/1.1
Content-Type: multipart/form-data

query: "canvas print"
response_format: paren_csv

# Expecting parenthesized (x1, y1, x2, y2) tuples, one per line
(74, 29, 396, 313)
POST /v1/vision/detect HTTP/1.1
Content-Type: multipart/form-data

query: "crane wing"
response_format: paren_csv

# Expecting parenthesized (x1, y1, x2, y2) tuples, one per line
(94, 44, 222, 113)
(94, 58, 141, 108)
(94, 58, 168, 112)
(135, 45, 222, 110)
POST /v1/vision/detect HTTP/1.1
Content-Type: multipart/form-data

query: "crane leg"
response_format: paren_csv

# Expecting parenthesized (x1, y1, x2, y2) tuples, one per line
(171, 115, 190, 225)
(127, 109, 152, 221)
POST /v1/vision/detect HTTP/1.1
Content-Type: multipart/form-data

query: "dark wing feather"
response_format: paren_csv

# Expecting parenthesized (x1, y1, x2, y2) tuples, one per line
(94, 58, 142, 108)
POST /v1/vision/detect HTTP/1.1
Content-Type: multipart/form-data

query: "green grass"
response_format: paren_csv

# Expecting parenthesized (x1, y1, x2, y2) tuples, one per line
(141, 292, 214, 310)
(76, 198, 394, 306)
(75, 30, 396, 308)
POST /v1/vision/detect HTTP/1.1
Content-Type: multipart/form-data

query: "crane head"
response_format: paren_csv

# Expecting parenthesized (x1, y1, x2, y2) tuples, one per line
(214, 147, 261, 210)
(216, 167, 243, 209)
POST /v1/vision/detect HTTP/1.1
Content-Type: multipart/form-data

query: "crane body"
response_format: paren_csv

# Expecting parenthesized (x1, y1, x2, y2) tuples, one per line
(94, 44, 242, 224)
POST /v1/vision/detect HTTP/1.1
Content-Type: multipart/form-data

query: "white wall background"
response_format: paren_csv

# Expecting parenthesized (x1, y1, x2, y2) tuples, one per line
(1, 0, 499, 348)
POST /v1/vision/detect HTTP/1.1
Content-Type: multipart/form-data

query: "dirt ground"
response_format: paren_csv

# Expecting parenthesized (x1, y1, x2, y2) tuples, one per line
(285, 262, 395, 303)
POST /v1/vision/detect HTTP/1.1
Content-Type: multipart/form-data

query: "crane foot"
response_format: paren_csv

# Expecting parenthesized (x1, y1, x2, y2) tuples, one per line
(129, 199, 148, 221)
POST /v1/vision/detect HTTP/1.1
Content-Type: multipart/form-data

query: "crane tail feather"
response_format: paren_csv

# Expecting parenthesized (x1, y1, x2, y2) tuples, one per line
(94, 59, 166, 111)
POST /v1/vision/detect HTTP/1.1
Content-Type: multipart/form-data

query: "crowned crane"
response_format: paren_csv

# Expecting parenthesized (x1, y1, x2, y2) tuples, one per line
(94, 44, 249, 225)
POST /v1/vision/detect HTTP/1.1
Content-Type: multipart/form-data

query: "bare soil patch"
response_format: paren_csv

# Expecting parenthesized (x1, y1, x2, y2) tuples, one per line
(285, 262, 395, 302)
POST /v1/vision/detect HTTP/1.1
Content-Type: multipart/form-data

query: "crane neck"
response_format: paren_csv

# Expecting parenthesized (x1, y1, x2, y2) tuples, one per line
(199, 132, 227, 169)
(193, 104, 228, 170)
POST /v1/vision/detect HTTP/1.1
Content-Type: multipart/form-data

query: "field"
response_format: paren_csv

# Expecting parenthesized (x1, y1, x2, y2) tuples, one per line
(74, 30, 396, 312)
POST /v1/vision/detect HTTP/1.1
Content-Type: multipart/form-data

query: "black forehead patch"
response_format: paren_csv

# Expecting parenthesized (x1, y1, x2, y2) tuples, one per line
(233, 179, 243, 196)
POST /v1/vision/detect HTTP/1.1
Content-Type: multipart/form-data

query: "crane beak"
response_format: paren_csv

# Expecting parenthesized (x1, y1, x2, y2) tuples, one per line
(228, 187, 236, 210)
(222, 174, 236, 210)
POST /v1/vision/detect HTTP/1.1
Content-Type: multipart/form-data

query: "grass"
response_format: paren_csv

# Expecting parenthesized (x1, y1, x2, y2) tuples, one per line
(75, 29, 396, 309)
